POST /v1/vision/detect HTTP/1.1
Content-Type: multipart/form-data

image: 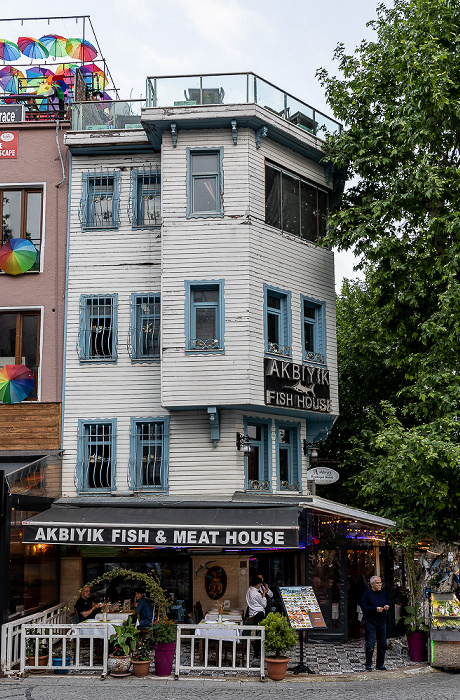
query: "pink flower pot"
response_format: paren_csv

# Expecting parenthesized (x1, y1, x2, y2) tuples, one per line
(153, 642, 176, 676)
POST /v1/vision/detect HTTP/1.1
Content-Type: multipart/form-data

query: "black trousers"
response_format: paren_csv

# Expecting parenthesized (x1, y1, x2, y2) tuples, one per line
(251, 611, 266, 657)
(365, 619, 387, 668)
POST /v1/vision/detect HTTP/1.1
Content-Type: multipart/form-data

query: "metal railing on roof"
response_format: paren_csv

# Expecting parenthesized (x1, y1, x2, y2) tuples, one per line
(145, 72, 341, 137)
(71, 99, 145, 131)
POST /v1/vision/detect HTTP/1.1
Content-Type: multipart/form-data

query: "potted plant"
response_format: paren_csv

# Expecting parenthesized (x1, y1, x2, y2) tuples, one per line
(148, 618, 177, 676)
(131, 642, 152, 677)
(399, 604, 429, 662)
(108, 619, 138, 676)
(52, 640, 74, 674)
(259, 612, 298, 680)
(26, 628, 49, 674)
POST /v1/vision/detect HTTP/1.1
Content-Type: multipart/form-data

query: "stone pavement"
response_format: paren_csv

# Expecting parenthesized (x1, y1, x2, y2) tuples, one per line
(1, 667, 460, 700)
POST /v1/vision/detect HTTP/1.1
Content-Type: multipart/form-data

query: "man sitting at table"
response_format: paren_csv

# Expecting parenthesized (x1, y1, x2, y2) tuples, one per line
(74, 585, 102, 622)
(134, 587, 153, 628)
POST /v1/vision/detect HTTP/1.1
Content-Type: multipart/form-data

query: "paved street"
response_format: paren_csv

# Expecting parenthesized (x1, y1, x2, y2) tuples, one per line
(1, 669, 460, 700)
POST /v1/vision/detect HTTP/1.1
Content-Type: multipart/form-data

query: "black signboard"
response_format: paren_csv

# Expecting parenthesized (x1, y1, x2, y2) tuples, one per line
(264, 358, 331, 412)
(22, 523, 299, 549)
(0, 105, 25, 124)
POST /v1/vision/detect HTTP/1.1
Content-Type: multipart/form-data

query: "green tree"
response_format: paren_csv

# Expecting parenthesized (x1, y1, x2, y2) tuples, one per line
(316, 0, 460, 539)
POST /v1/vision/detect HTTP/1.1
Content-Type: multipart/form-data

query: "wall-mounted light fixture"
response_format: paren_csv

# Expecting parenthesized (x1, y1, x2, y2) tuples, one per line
(303, 440, 318, 458)
(236, 433, 253, 453)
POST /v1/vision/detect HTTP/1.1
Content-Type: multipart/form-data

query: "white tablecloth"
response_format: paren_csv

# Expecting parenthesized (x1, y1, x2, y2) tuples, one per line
(95, 612, 132, 622)
(205, 613, 242, 623)
(195, 622, 241, 640)
(77, 619, 126, 637)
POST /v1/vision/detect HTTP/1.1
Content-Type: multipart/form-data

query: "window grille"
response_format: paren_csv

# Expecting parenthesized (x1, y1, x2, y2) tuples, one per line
(128, 165, 161, 227)
(277, 425, 301, 492)
(245, 421, 271, 492)
(302, 296, 326, 364)
(128, 293, 161, 360)
(129, 419, 168, 491)
(77, 420, 115, 492)
(185, 280, 225, 353)
(264, 286, 292, 357)
(79, 169, 120, 229)
(77, 294, 118, 362)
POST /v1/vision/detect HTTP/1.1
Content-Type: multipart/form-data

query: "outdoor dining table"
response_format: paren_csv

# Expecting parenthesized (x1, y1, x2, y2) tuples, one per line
(194, 620, 243, 664)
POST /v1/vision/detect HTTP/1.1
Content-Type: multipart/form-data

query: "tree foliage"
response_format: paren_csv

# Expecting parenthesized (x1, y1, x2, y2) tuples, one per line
(316, 0, 460, 539)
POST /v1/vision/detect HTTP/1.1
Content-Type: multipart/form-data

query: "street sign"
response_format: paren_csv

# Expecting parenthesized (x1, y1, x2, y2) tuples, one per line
(306, 467, 339, 485)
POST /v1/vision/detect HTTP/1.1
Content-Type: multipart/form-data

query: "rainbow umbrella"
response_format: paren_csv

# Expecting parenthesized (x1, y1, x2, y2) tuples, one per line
(0, 238, 37, 274)
(26, 67, 55, 90)
(17, 37, 49, 60)
(55, 64, 78, 88)
(39, 34, 68, 58)
(81, 63, 108, 90)
(0, 39, 21, 61)
(66, 38, 97, 61)
(0, 364, 34, 404)
(0, 66, 25, 93)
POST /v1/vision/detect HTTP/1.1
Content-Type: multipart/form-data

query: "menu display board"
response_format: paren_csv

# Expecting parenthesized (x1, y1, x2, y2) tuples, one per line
(279, 586, 326, 629)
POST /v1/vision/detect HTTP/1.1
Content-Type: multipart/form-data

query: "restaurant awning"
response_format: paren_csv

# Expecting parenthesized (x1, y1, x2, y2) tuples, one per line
(22, 504, 300, 549)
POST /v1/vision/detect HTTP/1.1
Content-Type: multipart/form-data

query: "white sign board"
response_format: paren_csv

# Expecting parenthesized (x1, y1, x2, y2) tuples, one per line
(306, 467, 339, 485)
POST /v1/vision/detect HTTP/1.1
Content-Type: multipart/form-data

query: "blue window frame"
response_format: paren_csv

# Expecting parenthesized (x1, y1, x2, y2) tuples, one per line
(77, 419, 116, 493)
(130, 166, 161, 227)
(129, 417, 169, 492)
(80, 171, 120, 229)
(78, 294, 118, 363)
(186, 148, 224, 217)
(129, 293, 160, 361)
(301, 295, 326, 364)
(264, 284, 292, 357)
(244, 417, 271, 491)
(276, 421, 301, 492)
(185, 279, 225, 353)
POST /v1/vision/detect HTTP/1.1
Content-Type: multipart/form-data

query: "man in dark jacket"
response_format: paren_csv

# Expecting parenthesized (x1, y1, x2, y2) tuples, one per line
(361, 575, 390, 670)
(134, 587, 153, 628)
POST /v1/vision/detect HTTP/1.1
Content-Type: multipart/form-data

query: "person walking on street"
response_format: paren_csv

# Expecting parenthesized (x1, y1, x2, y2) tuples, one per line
(361, 575, 390, 670)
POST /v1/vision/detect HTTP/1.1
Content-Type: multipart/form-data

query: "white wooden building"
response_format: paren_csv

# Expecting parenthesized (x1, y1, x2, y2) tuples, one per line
(61, 75, 340, 502)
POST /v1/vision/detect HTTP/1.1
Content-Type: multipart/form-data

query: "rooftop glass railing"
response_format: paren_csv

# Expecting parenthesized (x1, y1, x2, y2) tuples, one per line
(145, 72, 341, 137)
(71, 99, 145, 131)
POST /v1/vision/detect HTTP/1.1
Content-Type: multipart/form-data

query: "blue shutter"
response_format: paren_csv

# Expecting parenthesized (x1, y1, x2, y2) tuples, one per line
(80, 173, 90, 229)
(112, 173, 120, 228)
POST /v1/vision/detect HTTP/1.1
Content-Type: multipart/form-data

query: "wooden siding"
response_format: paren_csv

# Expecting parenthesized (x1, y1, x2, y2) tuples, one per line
(0, 402, 61, 450)
(62, 123, 338, 498)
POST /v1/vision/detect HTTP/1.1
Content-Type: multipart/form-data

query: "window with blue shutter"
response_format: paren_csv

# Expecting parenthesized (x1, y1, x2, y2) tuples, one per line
(129, 417, 169, 492)
(184, 279, 225, 353)
(244, 418, 271, 492)
(77, 419, 116, 493)
(276, 421, 301, 492)
(130, 166, 161, 228)
(80, 170, 120, 229)
(264, 284, 292, 357)
(301, 295, 326, 364)
(129, 293, 161, 361)
(78, 294, 118, 362)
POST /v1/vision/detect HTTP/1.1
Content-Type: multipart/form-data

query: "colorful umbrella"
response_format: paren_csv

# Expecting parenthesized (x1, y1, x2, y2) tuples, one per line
(66, 38, 97, 62)
(17, 37, 49, 60)
(81, 63, 108, 90)
(0, 238, 37, 274)
(0, 364, 35, 404)
(39, 34, 68, 58)
(0, 39, 21, 62)
(26, 67, 55, 90)
(55, 64, 78, 88)
(0, 66, 26, 93)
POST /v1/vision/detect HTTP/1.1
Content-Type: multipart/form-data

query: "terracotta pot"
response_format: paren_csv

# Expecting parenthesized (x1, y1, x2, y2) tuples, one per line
(406, 631, 427, 662)
(108, 654, 132, 675)
(265, 656, 289, 681)
(153, 642, 176, 676)
(27, 655, 48, 674)
(131, 659, 151, 677)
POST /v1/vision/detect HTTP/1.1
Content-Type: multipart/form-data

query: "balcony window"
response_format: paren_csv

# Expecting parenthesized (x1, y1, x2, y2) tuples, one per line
(1, 188, 42, 271)
(77, 419, 116, 492)
(185, 280, 225, 353)
(129, 293, 160, 361)
(276, 422, 301, 492)
(0, 310, 40, 399)
(244, 419, 271, 491)
(264, 285, 291, 357)
(302, 296, 326, 364)
(265, 162, 329, 240)
(78, 294, 118, 362)
(130, 418, 169, 492)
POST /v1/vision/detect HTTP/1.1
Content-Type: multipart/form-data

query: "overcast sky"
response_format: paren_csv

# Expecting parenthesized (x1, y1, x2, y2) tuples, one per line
(4, 0, 390, 290)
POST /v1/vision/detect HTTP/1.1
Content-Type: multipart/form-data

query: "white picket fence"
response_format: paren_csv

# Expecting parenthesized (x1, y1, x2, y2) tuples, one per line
(1, 604, 65, 675)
